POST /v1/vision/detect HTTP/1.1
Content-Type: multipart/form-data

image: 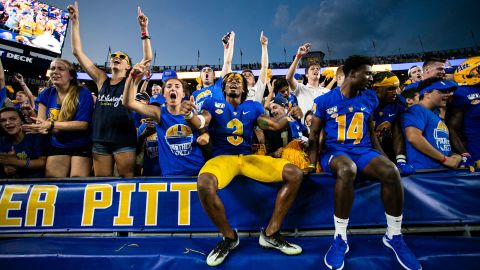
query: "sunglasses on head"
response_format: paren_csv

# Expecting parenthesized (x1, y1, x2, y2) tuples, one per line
(110, 53, 130, 64)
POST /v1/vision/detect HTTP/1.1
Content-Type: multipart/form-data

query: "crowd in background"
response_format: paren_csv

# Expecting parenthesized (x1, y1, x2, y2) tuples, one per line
(0, 3, 479, 180)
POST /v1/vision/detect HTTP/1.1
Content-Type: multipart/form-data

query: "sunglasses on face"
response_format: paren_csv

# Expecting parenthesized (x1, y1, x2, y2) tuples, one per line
(110, 53, 130, 64)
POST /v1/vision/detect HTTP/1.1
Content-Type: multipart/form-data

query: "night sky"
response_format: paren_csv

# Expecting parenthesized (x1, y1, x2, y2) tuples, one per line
(46, 0, 479, 67)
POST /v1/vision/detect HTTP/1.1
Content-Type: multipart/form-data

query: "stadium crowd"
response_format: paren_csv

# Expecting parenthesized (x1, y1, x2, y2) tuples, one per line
(0, 2, 479, 270)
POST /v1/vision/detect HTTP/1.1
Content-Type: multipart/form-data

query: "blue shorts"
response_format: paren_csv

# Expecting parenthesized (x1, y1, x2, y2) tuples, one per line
(92, 142, 135, 155)
(320, 147, 382, 173)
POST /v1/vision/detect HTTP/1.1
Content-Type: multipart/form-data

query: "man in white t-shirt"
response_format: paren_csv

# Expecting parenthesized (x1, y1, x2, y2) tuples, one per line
(243, 31, 269, 103)
(286, 43, 329, 116)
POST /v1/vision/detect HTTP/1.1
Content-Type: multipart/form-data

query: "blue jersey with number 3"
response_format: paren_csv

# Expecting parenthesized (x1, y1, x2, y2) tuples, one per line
(313, 88, 379, 151)
(202, 98, 264, 157)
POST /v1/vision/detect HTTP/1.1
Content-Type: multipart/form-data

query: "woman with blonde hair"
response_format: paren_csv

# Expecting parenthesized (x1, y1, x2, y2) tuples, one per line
(68, 2, 152, 177)
(22, 58, 94, 177)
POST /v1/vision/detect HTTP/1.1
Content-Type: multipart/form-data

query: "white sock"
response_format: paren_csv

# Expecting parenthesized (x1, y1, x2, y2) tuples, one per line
(386, 213, 403, 238)
(334, 215, 349, 241)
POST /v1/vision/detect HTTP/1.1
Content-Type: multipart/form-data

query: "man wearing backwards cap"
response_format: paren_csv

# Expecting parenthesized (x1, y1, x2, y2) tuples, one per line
(447, 56, 480, 169)
(181, 72, 304, 267)
(402, 77, 462, 170)
(372, 72, 414, 176)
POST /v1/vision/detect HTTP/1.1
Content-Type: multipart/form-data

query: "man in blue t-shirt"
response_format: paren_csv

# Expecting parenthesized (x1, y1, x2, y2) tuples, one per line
(308, 55, 421, 270)
(181, 72, 303, 267)
(403, 77, 462, 170)
(447, 56, 480, 169)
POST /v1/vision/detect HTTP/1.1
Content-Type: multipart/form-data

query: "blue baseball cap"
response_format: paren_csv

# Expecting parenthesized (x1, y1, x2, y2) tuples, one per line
(161, 69, 177, 81)
(419, 80, 457, 96)
(149, 94, 166, 106)
(272, 95, 288, 107)
(135, 92, 150, 101)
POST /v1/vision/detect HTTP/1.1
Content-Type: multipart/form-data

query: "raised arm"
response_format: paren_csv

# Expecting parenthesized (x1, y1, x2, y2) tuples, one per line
(258, 31, 268, 85)
(122, 60, 160, 122)
(0, 58, 5, 89)
(286, 43, 310, 92)
(138, 7, 153, 62)
(67, 1, 107, 89)
(14, 73, 35, 106)
(220, 31, 235, 78)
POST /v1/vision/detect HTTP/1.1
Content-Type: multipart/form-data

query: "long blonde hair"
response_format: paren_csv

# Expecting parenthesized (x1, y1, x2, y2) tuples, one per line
(53, 58, 81, 122)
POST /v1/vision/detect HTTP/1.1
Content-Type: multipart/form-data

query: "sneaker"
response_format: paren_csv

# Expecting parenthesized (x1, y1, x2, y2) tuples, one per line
(206, 232, 240, 267)
(259, 230, 302, 255)
(383, 234, 422, 270)
(324, 235, 349, 270)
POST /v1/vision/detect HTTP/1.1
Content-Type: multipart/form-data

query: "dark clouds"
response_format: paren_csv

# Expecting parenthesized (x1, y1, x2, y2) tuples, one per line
(280, 0, 480, 58)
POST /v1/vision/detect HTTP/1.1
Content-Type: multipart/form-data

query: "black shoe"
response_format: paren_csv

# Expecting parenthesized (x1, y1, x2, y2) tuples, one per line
(206, 231, 240, 266)
(259, 230, 302, 255)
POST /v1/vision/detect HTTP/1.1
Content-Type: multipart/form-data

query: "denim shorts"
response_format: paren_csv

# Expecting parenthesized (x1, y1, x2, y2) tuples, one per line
(92, 142, 136, 155)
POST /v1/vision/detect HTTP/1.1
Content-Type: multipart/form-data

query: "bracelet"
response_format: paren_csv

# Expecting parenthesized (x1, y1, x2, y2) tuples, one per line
(440, 156, 448, 164)
(396, 154, 406, 163)
(141, 31, 149, 36)
(184, 111, 194, 120)
(25, 158, 30, 169)
(49, 119, 55, 132)
(141, 35, 151, 40)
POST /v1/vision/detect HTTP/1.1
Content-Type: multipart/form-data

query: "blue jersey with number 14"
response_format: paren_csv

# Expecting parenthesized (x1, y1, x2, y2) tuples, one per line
(202, 98, 264, 157)
(313, 88, 379, 151)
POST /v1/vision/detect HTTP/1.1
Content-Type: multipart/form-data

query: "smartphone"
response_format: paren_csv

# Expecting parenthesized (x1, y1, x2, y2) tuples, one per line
(222, 32, 231, 45)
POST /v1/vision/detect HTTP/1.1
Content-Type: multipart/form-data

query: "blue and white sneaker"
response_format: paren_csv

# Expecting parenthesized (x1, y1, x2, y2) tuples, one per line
(383, 234, 422, 270)
(324, 235, 349, 270)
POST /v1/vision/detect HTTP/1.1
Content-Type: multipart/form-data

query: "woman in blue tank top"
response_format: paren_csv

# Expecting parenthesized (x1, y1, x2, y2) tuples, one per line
(67, 3, 152, 177)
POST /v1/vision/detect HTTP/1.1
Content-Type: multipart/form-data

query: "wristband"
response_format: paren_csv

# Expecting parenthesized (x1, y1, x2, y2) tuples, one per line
(440, 156, 448, 164)
(396, 154, 406, 163)
(184, 111, 194, 120)
(25, 158, 30, 169)
(141, 35, 151, 40)
(198, 115, 206, 129)
(49, 119, 55, 132)
(141, 31, 149, 37)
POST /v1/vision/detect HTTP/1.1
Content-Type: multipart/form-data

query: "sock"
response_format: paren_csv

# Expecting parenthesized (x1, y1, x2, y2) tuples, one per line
(334, 215, 349, 241)
(386, 213, 403, 238)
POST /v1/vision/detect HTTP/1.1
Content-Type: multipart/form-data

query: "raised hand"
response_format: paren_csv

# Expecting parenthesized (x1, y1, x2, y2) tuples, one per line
(260, 31, 268, 46)
(180, 96, 197, 118)
(131, 59, 151, 78)
(297, 43, 311, 57)
(13, 73, 24, 83)
(137, 6, 148, 31)
(67, 1, 79, 24)
(222, 31, 235, 49)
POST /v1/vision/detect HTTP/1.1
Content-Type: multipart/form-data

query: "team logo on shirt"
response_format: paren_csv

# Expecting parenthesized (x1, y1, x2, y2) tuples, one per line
(348, 107, 353, 112)
(434, 121, 451, 152)
(195, 90, 212, 102)
(215, 102, 225, 108)
(467, 93, 480, 100)
(48, 108, 60, 121)
(164, 124, 194, 156)
(326, 106, 337, 115)
(215, 109, 224, 114)
(471, 99, 480, 105)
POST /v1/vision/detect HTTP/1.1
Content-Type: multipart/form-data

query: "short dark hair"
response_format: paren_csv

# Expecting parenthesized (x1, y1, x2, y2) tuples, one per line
(273, 77, 289, 93)
(422, 57, 445, 69)
(401, 87, 419, 100)
(222, 72, 249, 102)
(343, 55, 373, 77)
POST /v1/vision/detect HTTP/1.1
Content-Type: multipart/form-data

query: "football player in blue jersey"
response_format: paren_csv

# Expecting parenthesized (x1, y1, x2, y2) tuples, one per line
(308, 55, 421, 270)
(371, 72, 414, 175)
(403, 77, 462, 171)
(122, 60, 204, 176)
(447, 56, 480, 169)
(0, 58, 5, 108)
(180, 72, 304, 266)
